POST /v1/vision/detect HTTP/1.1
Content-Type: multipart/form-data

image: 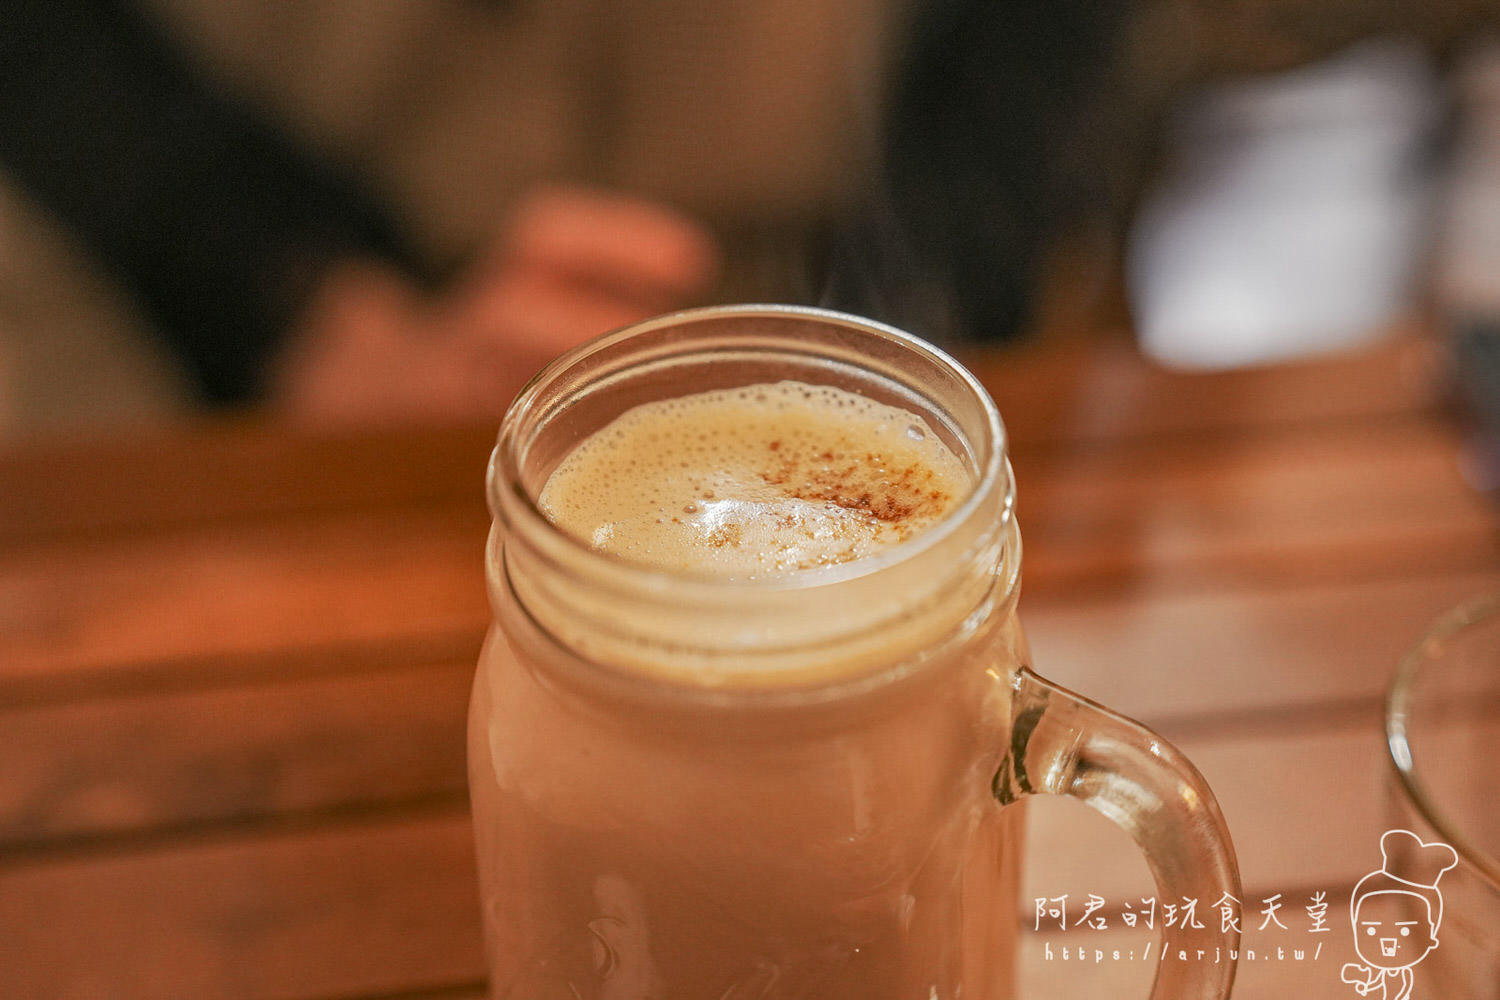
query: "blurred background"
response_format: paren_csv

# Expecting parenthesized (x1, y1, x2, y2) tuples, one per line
(1, 4, 1499, 999)
(1, 0, 1497, 439)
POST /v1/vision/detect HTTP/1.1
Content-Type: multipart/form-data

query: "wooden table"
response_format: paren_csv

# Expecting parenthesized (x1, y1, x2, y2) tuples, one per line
(1, 329, 1494, 999)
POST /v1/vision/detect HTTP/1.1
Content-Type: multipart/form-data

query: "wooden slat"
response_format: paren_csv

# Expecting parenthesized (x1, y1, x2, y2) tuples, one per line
(0, 505, 489, 705)
(2, 585, 1479, 920)
(1025, 510, 1496, 597)
(1, 529, 1490, 724)
(0, 330, 1486, 1000)
(0, 421, 495, 549)
(1015, 418, 1497, 595)
(967, 328, 1443, 449)
(0, 788, 1377, 1000)
(0, 811, 484, 1000)
(0, 643, 1486, 998)
(2, 416, 1487, 704)
(0, 601, 1413, 885)
(1013, 417, 1473, 519)
(0, 662, 471, 850)
(0, 332, 1439, 549)
(0, 720, 1401, 1000)
(1024, 569, 1500, 724)
(4, 577, 1481, 880)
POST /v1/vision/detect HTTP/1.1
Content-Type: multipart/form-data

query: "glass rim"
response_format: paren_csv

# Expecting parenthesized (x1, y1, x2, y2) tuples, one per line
(1385, 590, 1500, 890)
(488, 303, 1013, 600)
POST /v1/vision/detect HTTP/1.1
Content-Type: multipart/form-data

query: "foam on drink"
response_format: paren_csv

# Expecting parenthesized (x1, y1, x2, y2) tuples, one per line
(538, 380, 971, 579)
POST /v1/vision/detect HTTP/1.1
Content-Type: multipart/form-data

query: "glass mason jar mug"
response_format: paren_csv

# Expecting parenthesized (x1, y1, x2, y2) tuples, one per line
(470, 305, 1241, 999)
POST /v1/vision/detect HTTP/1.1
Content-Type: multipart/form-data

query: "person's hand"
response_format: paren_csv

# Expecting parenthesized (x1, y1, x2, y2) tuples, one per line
(276, 184, 719, 425)
(1340, 963, 1371, 991)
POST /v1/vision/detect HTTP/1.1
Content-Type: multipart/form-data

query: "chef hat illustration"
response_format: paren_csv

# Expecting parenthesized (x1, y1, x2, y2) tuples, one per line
(1351, 830, 1460, 933)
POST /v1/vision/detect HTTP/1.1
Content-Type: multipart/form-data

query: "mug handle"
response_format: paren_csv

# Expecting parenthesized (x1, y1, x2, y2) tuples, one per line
(997, 666, 1242, 1000)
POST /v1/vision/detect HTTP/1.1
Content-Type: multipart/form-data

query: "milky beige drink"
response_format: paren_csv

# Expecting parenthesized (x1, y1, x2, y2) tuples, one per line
(472, 378, 1022, 999)
(471, 306, 1240, 1000)
(538, 381, 970, 578)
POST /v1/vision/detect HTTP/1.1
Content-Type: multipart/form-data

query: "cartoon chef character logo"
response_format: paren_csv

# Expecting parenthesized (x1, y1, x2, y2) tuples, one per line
(1339, 829, 1458, 1000)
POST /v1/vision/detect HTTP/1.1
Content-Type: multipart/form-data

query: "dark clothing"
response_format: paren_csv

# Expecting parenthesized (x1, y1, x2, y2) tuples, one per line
(0, 0, 429, 403)
(827, 0, 1129, 343)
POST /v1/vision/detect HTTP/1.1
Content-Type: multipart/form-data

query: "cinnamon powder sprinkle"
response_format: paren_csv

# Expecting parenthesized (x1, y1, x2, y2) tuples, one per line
(759, 436, 953, 527)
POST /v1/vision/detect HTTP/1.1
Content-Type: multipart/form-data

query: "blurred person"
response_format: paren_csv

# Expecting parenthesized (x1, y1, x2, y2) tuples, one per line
(833, 0, 1500, 355)
(0, 0, 719, 430)
(15, 0, 1495, 438)
(276, 185, 718, 424)
(825, 0, 1130, 347)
